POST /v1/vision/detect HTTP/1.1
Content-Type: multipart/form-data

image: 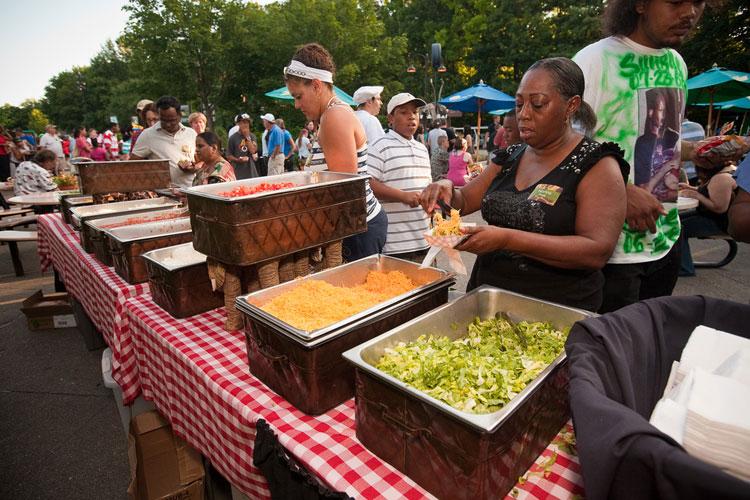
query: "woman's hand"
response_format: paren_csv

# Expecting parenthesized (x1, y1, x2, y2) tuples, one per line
(678, 182, 699, 199)
(419, 179, 454, 215)
(454, 225, 506, 255)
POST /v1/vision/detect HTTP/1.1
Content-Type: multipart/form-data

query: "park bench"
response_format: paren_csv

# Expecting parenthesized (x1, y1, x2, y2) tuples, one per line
(0, 230, 38, 277)
(693, 233, 738, 269)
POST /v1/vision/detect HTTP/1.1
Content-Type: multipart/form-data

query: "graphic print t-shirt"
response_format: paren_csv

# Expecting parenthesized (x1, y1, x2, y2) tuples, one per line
(574, 36, 685, 263)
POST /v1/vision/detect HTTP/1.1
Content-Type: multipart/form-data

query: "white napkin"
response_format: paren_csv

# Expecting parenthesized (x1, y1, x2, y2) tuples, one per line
(420, 224, 474, 274)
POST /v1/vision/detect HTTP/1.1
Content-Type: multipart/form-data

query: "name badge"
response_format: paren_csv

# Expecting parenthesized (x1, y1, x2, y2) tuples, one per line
(528, 184, 562, 206)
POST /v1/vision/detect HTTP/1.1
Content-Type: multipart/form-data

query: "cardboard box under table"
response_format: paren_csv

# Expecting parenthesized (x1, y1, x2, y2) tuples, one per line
(84, 207, 189, 266)
(128, 410, 205, 500)
(237, 255, 455, 415)
(183, 171, 367, 266)
(21, 290, 77, 330)
(74, 159, 171, 195)
(142, 243, 223, 318)
(106, 217, 193, 285)
(342, 285, 594, 500)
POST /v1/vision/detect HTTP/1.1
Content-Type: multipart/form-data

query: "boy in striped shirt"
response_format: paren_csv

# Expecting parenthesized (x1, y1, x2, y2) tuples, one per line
(368, 93, 432, 262)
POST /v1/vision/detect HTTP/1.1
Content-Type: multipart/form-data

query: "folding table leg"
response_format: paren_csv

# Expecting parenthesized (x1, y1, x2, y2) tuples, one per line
(8, 241, 24, 277)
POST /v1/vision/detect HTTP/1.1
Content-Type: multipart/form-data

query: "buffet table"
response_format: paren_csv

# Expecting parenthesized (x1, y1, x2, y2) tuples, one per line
(37, 213, 148, 402)
(38, 211, 586, 500)
(124, 294, 585, 500)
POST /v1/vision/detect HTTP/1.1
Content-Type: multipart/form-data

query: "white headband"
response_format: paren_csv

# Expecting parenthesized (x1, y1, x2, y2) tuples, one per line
(284, 60, 333, 83)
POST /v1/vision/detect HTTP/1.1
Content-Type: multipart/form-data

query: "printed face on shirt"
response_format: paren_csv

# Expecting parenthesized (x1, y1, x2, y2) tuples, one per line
(633, 0, 706, 49)
(388, 102, 420, 140)
(515, 68, 574, 148)
(647, 94, 667, 136)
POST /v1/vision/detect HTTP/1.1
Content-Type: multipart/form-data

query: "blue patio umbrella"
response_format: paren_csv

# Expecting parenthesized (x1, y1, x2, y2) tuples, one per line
(695, 96, 750, 135)
(265, 85, 357, 106)
(439, 80, 515, 145)
(686, 65, 750, 132)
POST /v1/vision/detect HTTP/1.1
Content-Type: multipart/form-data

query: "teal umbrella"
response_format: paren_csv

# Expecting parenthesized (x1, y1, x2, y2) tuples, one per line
(695, 96, 750, 135)
(264, 85, 357, 106)
(686, 65, 750, 132)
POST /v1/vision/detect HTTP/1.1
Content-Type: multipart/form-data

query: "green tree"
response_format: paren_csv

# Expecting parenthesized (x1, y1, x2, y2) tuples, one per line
(121, 0, 254, 129)
(0, 100, 38, 130)
(28, 109, 50, 135)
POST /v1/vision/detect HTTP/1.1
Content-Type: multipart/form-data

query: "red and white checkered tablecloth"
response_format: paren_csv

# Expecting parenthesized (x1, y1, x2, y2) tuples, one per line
(37, 213, 149, 404)
(124, 294, 586, 500)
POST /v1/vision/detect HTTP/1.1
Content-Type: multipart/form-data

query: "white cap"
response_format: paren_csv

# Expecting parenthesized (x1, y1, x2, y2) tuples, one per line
(260, 113, 275, 123)
(136, 99, 153, 111)
(387, 93, 427, 114)
(353, 86, 384, 105)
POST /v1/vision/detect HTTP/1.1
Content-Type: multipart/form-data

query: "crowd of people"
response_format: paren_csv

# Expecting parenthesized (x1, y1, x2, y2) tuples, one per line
(2, 0, 748, 314)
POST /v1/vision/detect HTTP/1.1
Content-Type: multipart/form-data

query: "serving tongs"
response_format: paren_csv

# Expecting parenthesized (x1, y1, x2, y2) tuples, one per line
(495, 311, 528, 349)
(430, 197, 456, 230)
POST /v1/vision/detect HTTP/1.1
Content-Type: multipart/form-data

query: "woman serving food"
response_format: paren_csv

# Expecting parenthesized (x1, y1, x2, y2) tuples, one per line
(420, 58, 628, 311)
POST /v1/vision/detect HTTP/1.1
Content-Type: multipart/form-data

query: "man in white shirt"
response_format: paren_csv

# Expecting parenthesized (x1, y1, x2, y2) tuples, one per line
(38, 124, 66, 175)
(353, 86, 385, 144)
(427, 120, 447, 157)
(368, 93, 431, 262)
(573, 0, 707, 312)
(130, 95, 198, 188)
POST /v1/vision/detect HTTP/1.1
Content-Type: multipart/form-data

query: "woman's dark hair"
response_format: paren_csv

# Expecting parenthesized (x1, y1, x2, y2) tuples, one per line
(156, 95, 181, 113)
(527, 57, 597, 133)
(73, 126, 85, 138)
(34, 149, 57, 164)
(142, 103, 157, 116)
(602, 0, 644, 36)
(463, 124, 472, 136)
(285, 43, 335, 89)
(198, 131, 222, 150)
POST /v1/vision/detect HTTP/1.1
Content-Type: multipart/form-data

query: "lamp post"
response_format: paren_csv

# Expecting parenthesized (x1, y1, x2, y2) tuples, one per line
(406, 43, 447, 122)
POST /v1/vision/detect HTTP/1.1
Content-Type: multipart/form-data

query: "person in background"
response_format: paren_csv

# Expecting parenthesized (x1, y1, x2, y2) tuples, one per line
(463, 124, 474, 155)
(260, 125, 269, 177)
(62, 135, 71, 160)
(484, 114, 503, 153)
(193, 131, 236, 186)
(13, 148, 58, 195)
(414, 123, 427, 148)
(0, 125, 12, 181)
(188, 112, 207, 135)
(88, 128, 99, 147)
(305, 119, 315, 136)
(90, 141, 108, 161)
(14, 127, 36, 148)
(296, 128, 311, 169)
(275, 118, 297, 172)
(573, 0, 707, 313)
(130, 99, 155, 148)
(228, 114, 243, 138)
(500, 109, 522, 147)
(427, 120, 447, 157)
(446, 137, 471, 187)
(353, 85, 385, 144)
(226, 113, 258, 179)
(120, 129, 132, 161)
(678, 162, 736, 276)
(368, 93, 431, 262)
(7, 137, 28, 178)
(441, 119, 457, 151)
(101, 122, 120, 161)
(728, 154, 750, 243)
(73, 126, 92, 159)
(430, 135, 450, 181)
(420, 57, 628, 312)
(284, 42, 387, 261)
(38, 124, 66, 175)
(261, 113, 284, 176)
(130, 95, 198, 188)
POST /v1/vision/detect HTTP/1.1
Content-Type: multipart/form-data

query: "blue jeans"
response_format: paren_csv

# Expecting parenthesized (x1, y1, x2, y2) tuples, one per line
(342, 209, 387, 262)
(679, 210, 725, 275)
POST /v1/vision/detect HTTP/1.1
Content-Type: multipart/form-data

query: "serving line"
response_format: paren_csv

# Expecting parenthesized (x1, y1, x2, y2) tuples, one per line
(36, 213, 149, 403)
(124, 293, 585, 500)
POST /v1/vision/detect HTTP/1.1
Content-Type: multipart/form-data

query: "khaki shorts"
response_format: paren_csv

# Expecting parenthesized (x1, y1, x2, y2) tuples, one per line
(267, 154, 285, 176)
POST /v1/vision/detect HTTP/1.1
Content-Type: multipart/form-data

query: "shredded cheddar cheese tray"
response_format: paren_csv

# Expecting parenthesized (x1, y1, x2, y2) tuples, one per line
(236, 255, 456, 343)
